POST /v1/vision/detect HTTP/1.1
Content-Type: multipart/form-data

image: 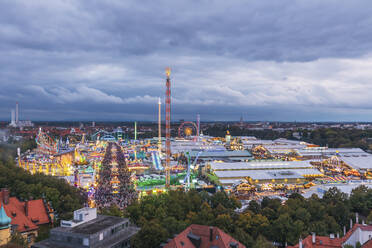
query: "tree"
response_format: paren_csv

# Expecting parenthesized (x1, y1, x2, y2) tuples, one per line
(367, 210, 372, 224)
(161, 216, 187, 236)
(293, 207, 311, 224)
(350, 185, 372, 217)
(131, 220, 168, 248)
(214, 214, 234, 233)
(248, 200, 261, 214)
(233, 228, 254, 248)
(8, 232, 27, 248)
(196, 202, 215, 225)
(100, 205, 124, 217)
(122, 183, 372, 248)
(271, 213, 293, 244)
(253, 235, 273, 248)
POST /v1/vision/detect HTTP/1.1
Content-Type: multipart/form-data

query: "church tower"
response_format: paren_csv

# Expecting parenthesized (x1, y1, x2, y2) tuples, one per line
(0, 204, 11, 246)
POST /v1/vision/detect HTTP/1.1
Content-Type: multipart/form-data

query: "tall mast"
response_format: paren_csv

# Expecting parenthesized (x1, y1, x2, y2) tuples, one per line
(197, 114, 200, 142)
(134, 121, 137, 141)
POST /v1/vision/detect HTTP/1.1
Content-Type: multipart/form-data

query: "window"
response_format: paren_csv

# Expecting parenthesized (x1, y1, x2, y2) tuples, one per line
(83, 238, 89, 246)
(27, 234, 34, 243)
(216, 235, 219, 240)
(180, 241, 184, 246)
(99, 233, 103, 241)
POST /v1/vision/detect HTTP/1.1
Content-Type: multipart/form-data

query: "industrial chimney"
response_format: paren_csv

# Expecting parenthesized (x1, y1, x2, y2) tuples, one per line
(15, 102, 19, 124)
(10, 109, 15, 126)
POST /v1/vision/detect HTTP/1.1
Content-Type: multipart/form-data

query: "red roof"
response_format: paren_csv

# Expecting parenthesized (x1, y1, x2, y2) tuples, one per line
(342, 224, 372, 243)
(163, 224, 246, 248)
(288, 224, 372, 248)
(362, 239, 372, 248)
(0, 191, 52, 233)
(26, 199, 52, 225)
(288, 235, 342, 248)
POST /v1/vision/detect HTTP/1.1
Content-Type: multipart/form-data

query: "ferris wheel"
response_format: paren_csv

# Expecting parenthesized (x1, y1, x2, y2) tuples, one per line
(178, 121, 198, 138)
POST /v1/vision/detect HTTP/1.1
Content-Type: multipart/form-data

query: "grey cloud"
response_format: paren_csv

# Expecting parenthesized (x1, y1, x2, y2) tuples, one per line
(1, 0, 372, 121)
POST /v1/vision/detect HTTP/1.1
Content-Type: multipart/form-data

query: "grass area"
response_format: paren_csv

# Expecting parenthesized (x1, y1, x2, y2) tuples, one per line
(206, 173, 221, 185)
(135, 172, 198, 188)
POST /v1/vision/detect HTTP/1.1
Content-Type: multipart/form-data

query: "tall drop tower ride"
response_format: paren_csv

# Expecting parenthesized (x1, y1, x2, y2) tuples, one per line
(158, 97, 162, 153)
(165, 68, 171, 187)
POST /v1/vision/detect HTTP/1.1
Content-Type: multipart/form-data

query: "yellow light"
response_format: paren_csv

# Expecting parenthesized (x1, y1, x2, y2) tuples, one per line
(166, 67, 171, 77)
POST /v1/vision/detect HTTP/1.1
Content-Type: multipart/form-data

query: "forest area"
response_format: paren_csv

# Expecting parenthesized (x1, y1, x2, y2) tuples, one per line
(111, 186, 372, 248)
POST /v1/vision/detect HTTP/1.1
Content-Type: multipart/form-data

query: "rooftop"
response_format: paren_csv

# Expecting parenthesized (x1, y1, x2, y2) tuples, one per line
(0, 189, 52, 233)
(163, 224, 245, 248)
(53, 215, 125, 235)
(210, 160, 313, 171)
(214, 168, 322, 180)
(189, 150, 251, 158)
(340, 155, 372, 170)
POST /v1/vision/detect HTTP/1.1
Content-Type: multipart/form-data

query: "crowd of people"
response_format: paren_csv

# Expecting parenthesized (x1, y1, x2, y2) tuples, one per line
(115, 143, 137, 208)
(95, 142, 137, 210)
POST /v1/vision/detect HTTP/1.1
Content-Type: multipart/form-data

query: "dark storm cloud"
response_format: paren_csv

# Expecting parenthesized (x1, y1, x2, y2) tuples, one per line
(1, 0, 372, 121)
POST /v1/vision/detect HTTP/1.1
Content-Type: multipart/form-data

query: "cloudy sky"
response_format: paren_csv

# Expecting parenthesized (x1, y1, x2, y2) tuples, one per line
(1, 0, 372, 122)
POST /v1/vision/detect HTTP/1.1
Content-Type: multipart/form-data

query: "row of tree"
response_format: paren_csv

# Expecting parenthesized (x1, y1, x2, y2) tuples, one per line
(112, 186, 372, 248)
(301, 128, 372, 150)
(204, 125, 372, 151)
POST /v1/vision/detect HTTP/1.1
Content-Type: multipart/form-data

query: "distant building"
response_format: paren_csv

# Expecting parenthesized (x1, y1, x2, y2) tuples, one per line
(209, 160, 323, 186)
(161, 224, 245, 248)
(10, 109, 16, 127)
(189, 150, 252, 162)
(0, 130, 9, 143)
(8, 102, 34, 128)
(32, 207, 139, 248)
(91, 129, 125, 141)
(0, 188, 54, 246)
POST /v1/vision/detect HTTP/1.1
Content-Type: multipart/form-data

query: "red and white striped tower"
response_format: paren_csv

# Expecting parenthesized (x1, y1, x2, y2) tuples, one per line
(165, 67, 171, 187)
(158, 97, 162, 153)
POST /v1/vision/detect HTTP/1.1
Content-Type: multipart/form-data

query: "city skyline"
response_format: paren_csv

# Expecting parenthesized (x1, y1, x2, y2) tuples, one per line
(2, 1, 372, 121)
